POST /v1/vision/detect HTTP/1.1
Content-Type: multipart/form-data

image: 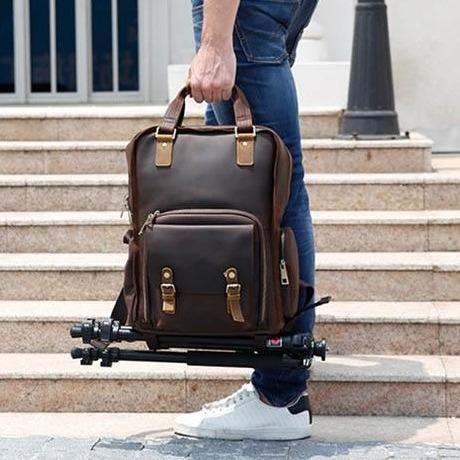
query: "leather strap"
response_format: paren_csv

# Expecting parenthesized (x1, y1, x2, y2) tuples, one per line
(282, 282, 332, 334)
(223, 267, 245, 323)
(154, 129, 176, 167)
(159, 85, 254, 134)
(160, 267, 176, 314)
(110, 287, 127, 325)
(235, 127, 255, 166)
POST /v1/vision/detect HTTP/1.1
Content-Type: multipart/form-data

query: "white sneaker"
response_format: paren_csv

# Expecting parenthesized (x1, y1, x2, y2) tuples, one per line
(173, 382, 312, 440)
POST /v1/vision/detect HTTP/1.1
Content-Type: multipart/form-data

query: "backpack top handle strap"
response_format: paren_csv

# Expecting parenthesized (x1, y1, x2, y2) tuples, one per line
(158, 84, 254, 134)
(154, 84, 256, 168)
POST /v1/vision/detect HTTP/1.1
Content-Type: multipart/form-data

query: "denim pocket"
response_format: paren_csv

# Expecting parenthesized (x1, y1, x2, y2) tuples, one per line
(235, 0, 300, 64)
(286, 0, 319, 66)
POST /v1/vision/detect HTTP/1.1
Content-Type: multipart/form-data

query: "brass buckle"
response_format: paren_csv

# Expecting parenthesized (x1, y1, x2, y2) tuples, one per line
(155, 126, 177, 141)
(160, 283, 176, 298)
(160, 283, 176, 314)
(234, 126, 255, 166)
(225, 283, 241, 296)
(234, 126, 256, 140)
(154, 128, 176, 167)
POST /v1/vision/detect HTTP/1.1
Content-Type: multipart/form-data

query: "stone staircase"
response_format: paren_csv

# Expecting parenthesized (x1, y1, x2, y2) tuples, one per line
(0, 105, 459, 418)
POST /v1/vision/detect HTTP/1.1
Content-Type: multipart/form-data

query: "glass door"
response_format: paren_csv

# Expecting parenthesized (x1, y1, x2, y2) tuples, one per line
(0, 0, 148, 103)
(0, 0, 15, 94)
(28, 0, 77, 95)
(91, 0, 139, 95)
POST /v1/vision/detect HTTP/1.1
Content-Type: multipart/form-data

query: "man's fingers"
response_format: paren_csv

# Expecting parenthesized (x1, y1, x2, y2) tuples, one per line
(217, 89, 228, 103)
(222, 87, 232, 101)
(190, 77, 233, 103)
(202, 84, 215, 103)
(205, 85, 232, 103)
(191, 84, 204, 103)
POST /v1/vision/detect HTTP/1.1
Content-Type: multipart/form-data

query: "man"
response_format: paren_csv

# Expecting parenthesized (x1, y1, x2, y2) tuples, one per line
(174, 0, 319, 441)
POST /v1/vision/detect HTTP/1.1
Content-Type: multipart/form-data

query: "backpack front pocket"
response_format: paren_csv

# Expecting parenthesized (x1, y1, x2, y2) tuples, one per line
(139, 209, 266, 335)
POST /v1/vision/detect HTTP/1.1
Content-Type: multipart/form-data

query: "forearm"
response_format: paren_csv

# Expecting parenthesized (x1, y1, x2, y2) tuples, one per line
(201, 0, 240, 48)
(189, 0, 239, 103)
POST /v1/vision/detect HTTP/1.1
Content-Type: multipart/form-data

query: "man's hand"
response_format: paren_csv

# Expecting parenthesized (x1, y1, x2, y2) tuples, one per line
(189, 43, 236, 103)
(189, 0, 240, 103)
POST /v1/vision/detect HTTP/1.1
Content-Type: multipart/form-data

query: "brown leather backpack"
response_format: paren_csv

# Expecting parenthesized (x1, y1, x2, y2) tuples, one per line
(114, 85, 314, 339)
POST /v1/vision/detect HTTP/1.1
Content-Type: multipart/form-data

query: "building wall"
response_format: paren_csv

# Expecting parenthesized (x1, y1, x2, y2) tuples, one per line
(169, 0, 196, 64)
(313, 0, 354, 61)
(387, 0, 460, 152)
(168, 0, 458, 152)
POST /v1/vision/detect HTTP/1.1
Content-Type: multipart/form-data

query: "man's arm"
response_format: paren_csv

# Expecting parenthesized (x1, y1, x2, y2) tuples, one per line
(189, 0, 240, 103)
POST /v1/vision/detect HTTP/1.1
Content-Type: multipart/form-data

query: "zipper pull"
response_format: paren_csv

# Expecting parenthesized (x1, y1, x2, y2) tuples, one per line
(280, 259, 290, 285)
(120, 193, 133, 225)
(138, 210, 160, 236)
(120, 193, 129, 218)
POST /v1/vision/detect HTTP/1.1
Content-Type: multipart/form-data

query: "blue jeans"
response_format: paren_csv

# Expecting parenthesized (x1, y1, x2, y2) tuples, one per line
(191, 0, 319, 407)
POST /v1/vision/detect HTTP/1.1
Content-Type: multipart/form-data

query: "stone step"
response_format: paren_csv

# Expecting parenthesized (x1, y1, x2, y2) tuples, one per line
(303, 133, 433, 173)
(2, 300, 459, 355)
(313, 210, 460, 252)
(434, 153, 460, 171)
(307, 169, 460, 211)
(0, 353, 457, 416)
(2, 210, 460, 253)
(0, 105, 340, 141)
(0, 133, 432, 175)
(318, 251, 460, 301)
(0, 174, 126, 212)
(0, 211, 129, 253)
(0, 413, 458, 445)
(317, 301, 460, 355)
(0, 253, 125, 300)
(0, 169, 459, 211)
(0, 252, 458, 301)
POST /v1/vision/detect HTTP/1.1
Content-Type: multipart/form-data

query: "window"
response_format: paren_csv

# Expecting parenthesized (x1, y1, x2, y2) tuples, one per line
(91, 0, 139, 92)
(0, 0, 15, 93)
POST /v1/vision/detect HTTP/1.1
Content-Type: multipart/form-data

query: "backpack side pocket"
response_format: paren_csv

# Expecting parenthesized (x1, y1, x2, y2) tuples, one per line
(280, 226, 299, 320)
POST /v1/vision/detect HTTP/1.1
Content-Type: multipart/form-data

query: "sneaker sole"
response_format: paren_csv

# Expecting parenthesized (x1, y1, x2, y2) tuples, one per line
(174, 423, 312, 441)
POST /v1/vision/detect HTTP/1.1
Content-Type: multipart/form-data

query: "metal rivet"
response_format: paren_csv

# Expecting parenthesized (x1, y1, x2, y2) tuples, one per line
(162, 142, 167, 147)
(228, 271, 236, 279)
(164, 271, 170, 279)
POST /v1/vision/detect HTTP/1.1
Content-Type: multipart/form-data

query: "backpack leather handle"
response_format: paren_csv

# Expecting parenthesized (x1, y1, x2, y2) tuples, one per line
(159, 84, 254, 134)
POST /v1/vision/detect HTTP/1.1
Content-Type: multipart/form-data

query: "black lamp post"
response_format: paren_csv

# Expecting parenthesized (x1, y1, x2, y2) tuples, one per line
(339, 0, 406, 139)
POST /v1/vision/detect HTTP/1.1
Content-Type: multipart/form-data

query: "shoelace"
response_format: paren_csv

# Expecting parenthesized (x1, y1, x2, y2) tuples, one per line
(202, 383, 254, 410)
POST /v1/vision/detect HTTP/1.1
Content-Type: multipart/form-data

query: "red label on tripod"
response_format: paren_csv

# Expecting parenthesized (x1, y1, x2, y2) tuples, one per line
(267, 337, 283, 348)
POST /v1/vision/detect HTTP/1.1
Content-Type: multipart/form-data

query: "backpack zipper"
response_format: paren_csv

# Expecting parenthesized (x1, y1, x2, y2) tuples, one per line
(138, 210, 161, 236)
(280, 230, 290, 286)
(120, 193, 133, 225)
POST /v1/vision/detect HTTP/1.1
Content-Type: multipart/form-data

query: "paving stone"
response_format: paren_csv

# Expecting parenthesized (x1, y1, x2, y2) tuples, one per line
(42, 437, 99, 451)
(0, 437, 459, 460)
(94, 438, 144, 451)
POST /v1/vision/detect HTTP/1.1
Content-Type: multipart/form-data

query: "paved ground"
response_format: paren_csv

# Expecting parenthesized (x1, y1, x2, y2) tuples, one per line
(1, 436, 460, 460)
(1, 414, 460, 459)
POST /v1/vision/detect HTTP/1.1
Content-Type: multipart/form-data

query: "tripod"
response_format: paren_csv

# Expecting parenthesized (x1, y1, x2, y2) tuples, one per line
(70, 318, 328, 369)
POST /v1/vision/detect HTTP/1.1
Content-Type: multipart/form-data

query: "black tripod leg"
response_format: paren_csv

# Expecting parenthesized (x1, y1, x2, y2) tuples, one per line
(71, 347, 306, 369)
